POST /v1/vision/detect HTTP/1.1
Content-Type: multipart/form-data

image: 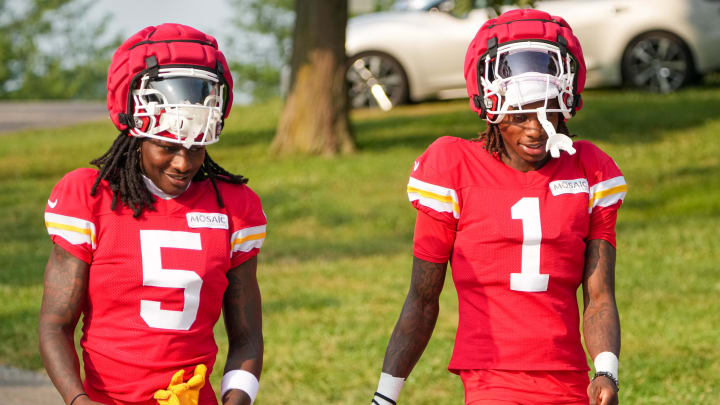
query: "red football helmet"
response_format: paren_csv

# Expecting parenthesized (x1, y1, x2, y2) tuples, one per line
(464, 9, 586, 124)
(107, 24, 234, 148)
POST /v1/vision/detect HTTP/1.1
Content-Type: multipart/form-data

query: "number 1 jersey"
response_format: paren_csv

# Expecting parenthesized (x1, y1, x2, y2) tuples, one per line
(44, 168, 267, 404)
(408, 137, 626, 372)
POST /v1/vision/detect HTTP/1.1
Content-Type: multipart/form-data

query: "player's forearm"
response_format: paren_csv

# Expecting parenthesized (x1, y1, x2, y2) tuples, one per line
(39, 320, 85, 404)
(382, 257, 447, 378)
(223, 257, 263, 378)
(39, 245, 89, 403)
(382, 291, 440, 378)
(582, 239, 620, 358)
(583, 299, 620, 358)
(224, 333, 264, 376)
(221, 329, 262, 405)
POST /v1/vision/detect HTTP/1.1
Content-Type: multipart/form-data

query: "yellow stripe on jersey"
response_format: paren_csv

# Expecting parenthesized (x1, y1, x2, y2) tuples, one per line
(407, 177, 460, 218)
(44, 212, 97, 248)
(232, 232, 266, 246)
(588, 176, 627, 212)
(230, 225, 266, 253)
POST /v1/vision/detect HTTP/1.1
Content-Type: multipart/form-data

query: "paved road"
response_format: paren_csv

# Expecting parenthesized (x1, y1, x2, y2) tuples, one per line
(0, 101, 108, 133)
(0, 365, 64, 405)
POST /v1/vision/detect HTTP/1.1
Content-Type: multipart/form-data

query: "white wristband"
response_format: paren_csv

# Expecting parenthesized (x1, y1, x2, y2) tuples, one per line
(374, 372, 405, 404)
(593, 351, 619, 379)
(220, 370, 259, 404)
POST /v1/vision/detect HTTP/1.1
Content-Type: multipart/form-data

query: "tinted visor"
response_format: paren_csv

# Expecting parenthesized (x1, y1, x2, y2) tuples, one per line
(495, 50, 560, 80)
(147, 77, 219, 105)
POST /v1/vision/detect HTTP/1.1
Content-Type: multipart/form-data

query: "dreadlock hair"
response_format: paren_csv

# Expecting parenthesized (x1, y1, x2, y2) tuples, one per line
(90, 132, 248, 218)
(473, 115, 574, 157)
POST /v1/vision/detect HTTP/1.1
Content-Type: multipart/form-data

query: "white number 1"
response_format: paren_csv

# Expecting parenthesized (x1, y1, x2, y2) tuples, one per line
(139, 230, 203, 330)
(510, 197, 549, 292)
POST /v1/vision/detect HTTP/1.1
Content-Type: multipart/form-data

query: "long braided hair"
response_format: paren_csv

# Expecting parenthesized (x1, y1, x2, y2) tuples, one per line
(90, 132, 247, 217)
(474, 116, 574, 157)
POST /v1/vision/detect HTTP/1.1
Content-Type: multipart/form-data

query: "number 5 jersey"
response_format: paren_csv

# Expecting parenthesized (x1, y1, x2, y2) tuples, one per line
(408, 137, 626, 373)
(44, 168, 267, 404)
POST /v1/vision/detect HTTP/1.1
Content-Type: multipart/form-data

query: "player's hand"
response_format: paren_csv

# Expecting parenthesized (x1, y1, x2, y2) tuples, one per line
(587, 376, 618, 405)
(154, 364, 207, 405)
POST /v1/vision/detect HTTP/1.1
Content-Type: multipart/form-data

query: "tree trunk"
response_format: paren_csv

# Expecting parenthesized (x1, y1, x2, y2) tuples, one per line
(272, 0, 355, 155)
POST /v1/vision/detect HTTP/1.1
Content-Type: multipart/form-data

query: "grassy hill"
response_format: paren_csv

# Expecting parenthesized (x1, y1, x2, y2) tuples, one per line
(1, 86, 719, 403)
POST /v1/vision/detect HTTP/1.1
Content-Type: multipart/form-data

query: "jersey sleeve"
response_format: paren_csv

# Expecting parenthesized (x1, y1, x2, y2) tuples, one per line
(44, 169, 98, 264)
(582, 142, 627, 247)
(407, 137, 462, 227)
(408, 137, 462, 263)
(413, 210, 456, 263)
(226, 184, 267, 268)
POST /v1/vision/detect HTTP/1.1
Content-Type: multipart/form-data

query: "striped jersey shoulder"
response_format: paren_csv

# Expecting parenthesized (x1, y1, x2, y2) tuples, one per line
(588, 175, 626, 213)
(218, 182, 267, 256)
(407, 137, 470, 220)
(230, 224, 266, 254)
(572, 141, 627, 213)
(45, 168, 101, 252)
(408, 177, 461, 219)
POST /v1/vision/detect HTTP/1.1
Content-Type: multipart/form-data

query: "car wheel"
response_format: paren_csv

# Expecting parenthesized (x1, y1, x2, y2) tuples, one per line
(346, 51, 409, 109)
(621, 31, 694, 93)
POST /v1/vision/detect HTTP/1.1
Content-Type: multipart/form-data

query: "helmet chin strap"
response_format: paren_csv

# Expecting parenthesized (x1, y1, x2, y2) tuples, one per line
(537, 106, 576, 158)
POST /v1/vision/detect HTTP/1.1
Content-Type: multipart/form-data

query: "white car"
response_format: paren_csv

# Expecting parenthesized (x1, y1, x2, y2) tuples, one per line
(345, 0, 720, 108)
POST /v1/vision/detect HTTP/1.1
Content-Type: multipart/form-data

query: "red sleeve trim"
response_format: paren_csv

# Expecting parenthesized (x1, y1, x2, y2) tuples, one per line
(587, 202, 619, 248)
(230, 249, 260, 269)
(413, 210, 455, 264)
(51, 237, 92, 264)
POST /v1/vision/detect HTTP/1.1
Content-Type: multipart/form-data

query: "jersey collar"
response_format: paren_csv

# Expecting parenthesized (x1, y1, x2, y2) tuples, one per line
(141, 174, 191, 200)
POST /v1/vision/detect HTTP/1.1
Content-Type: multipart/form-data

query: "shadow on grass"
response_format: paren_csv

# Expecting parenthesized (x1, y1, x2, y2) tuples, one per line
(572, 90, 720, 144)
(263, 293, 341, 314)
(352, 108, 479, 152)
(353, 88, 720, 151)
(218, 128, 275, 148)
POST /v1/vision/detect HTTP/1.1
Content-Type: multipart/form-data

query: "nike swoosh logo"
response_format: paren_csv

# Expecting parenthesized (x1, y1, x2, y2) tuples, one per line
(48, 199, 58, 208)
(413, 161, 420, 171)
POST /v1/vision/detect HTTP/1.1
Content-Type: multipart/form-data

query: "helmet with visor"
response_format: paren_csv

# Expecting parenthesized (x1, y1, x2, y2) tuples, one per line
(465, 9, 585, 122)
(464, 9, 586, 156)
(107, 24, 234, 148)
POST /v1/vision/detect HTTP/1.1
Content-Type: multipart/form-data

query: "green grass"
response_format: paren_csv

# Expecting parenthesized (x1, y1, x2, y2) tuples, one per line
(1, 84, 720, 403)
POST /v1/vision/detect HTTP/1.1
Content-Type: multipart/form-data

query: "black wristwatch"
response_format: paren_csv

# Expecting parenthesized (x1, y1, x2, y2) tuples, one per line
(593, 371, 619, 391)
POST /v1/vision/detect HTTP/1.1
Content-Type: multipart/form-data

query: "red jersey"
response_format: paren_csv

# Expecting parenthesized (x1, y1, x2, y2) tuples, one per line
(407, 137, 625, 372)
(44, 168, 266, 405)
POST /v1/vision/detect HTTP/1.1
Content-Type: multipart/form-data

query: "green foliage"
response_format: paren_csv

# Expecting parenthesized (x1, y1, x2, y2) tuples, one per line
(477, 0, 537, 16)
(0, 0, 118, 100)
(227, 0, 295, 100)
(2, 86, 720, 403)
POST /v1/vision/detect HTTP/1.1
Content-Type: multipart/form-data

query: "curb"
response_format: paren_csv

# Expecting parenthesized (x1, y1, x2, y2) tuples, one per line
(0, 365, 64, 405)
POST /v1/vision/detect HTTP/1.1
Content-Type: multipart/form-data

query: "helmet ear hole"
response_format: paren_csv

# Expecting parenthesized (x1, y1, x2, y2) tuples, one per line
(485, 95, 499, 122)
(472, 95, 489, 119)
(137, 116, 151, 132)
(570, 93, 581, 116)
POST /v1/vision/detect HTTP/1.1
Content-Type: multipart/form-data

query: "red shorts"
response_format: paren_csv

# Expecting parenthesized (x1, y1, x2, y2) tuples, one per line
(459, 369, 589, 405)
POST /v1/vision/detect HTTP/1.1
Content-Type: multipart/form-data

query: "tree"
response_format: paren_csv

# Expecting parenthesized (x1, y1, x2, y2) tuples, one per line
(0, 0, 116, 99)
(271, 0, 354, 155)
(482, 0, 537, 16)
(232, 0, 536, 156)
(227, 0, 294, 101)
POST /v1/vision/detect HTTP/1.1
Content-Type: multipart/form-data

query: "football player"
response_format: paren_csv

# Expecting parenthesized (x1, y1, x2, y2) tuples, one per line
(39, 24, 264, 405)
(372, 9, 624, 405)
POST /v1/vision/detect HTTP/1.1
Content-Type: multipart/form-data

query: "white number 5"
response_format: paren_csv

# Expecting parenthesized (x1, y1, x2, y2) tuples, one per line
(139, 230, 203, 330)
(510, 197, 549, 292)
